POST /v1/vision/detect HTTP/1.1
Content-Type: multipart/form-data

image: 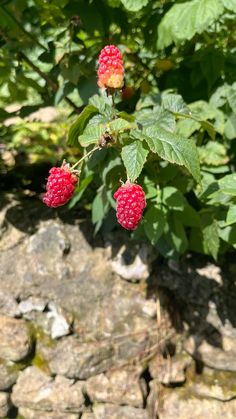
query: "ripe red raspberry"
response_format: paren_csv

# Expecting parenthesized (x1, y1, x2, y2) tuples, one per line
(114, 181, 146, 230)
(97, 45, 124, 89)
(43, 164, 78, 208)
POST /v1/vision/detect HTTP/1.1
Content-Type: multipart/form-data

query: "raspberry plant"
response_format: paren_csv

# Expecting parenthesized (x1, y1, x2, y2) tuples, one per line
(1, 0, 236, 260)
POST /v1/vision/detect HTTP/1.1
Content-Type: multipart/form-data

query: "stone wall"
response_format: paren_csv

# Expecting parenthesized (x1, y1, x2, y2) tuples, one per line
(0, 195, 236, 418)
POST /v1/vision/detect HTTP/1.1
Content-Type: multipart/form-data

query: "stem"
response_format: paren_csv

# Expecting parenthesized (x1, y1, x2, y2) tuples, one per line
(71, 146, 99, 170)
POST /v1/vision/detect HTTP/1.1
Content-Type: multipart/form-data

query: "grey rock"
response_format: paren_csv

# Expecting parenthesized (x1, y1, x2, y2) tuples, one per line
(12, 366, 85, 413)
(0, 291, 20, 317)
(19, 297, 46, 314)
(92, 403, 149, 419)
(86, 368, 143, 407)
(0, 362, 18, 390)
(159, 389, 236, 419)
(146, 380, 159, 419)
(185, 335, 236, 371)
(0, 316, 32, 362)
(48, 336, 115, 379)
(81, 414, 95, 419)
(19, 408, 80, 419)
(188, 368, 236, 401)
(47, 303, 71, 339)
(149, 354, 191, 384)
(0, 392, 10, 418)
(111, 244, 150, 282)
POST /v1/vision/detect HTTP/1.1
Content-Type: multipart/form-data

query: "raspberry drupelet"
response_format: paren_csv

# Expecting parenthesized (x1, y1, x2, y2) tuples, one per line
(97, 45, 124, 89)
(43, 164, 78, 208)
(114, 181, 146, 230)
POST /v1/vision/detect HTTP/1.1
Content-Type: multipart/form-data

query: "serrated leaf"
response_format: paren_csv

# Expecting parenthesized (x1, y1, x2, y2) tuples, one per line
(120, 0, 149, 12)
(201, 211, 220, 259)
(227, 86, 236, 113)
(68, 105, 98, 146)
(217, 173, 236, 196)
(109, 118, 132, 132)
(79, 124, 105, 147)
(144, 207, 165, 245)
(121, 141, 149, 182)
(198, 141, 228, 166)
(225, 113, 236, 140)
(157, 0, 224, 48)
(222, 0, 236, 11)
(162, 93, 190, 115)
(142, 125, 201, 183)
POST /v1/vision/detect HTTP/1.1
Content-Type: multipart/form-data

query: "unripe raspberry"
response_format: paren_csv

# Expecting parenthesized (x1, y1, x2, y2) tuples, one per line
(43, 164, 78, 208)
(114, 181, 146, 230)
(97, 45, 124, 89)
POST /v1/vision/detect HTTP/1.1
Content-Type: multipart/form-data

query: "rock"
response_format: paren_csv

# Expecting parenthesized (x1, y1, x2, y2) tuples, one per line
(149, 354, 191, 384)
(142, 299, 157, 318)
(19, 297, 46, 314)
(0, 362, 18, 390)
(0, 392, 10, 418)
(81, 414, 95, 419)
(86, 368, 143, 407)
(146, 380, 159, 419)
(158, 389, 236, 419)
(12, 366, 85, 413)
(0, 316, 32, 362)
(0, 291, 20, 317)
(47, 303, 71, 339)
(111, 244, 150, 282)
(92, 403, 149, 419)
(48, 336, 115, 379)
(185, 335, 236, 371)
(188, 368, 236, 401)
(19, 408, 80, 419)
(26, 221, 71, 279)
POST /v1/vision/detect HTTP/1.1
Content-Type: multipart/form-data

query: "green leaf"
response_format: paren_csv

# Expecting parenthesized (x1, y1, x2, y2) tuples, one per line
(68, 174, 93, 208)
(157, 0, 224, 48)
(79, 124, 105, 147)
(202, 212, 220, 259)
(108, 118, 132, 132)
(120, 0, 149, 12)
(121, 140, 149, 182)
(162, 93, 190, 115)
(219, 225, 236, 248)
(67, 105, 98, 146)
(225, 206, 236, 226)
(144, 207, 165, 245)
(222, 0, 236, 11)
(92, 187, 109, 233)
(226, 85, 236, 113)
(169, 213, 188, 254)
(225, 114, 236, 140)
(218, 173, 236, 196)
(198, 141, 228, 166)
(142, 125, 201, 184)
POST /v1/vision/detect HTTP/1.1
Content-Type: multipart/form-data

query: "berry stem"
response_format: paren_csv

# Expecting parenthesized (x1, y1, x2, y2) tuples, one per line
(71, 146, 99, 170)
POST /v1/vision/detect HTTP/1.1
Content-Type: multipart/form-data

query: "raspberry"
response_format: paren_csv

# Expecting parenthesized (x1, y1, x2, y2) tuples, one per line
(114, 181, 146, 230)
(43, 164, 78, 208)
(97, 45, 124, 89)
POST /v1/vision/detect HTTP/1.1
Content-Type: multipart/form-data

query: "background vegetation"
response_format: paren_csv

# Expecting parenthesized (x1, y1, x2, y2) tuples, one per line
(1, 0, 236, 260)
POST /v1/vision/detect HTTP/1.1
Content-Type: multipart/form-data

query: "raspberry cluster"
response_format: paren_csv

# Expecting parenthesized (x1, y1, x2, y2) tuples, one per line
(114, 181, 146, 230)
(97, 45, 124, 89)
(43, 165, 78, 208)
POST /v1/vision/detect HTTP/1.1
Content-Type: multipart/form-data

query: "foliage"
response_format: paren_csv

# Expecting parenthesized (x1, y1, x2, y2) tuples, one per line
(0, 0, 236, 259)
